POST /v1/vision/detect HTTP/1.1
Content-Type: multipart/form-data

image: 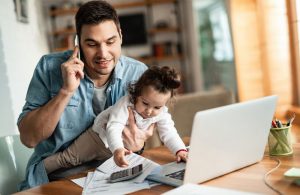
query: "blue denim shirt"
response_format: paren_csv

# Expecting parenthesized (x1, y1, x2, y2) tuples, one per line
(17, 50, 147, 190)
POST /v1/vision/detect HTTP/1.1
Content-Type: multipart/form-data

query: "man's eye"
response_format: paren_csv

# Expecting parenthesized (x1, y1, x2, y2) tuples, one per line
(87, 43, 96, 47)
(107, 40, 115, 45)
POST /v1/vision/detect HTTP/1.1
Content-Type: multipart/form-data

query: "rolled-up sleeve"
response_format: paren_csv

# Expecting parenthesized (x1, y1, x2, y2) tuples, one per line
(17, 56, 52, 125)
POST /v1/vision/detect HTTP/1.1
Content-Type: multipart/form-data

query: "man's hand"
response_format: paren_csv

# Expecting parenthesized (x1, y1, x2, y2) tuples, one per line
(61, 46, 84, 95)
(113, 148, 132, 167)
(122, 107, 155, 152)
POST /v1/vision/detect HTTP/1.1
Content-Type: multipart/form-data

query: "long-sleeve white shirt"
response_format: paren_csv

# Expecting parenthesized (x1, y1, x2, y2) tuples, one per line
(92, 95, 186, 154)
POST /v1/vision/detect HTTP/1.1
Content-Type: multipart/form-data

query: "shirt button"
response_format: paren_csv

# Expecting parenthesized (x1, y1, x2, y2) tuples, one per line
(89, 83, 93, 88)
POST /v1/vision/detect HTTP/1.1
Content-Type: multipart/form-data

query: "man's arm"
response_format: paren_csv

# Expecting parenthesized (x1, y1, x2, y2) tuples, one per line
(122, 107, 155, 152)
(18, 47, 84, 148)
(18, 90, 73, 148)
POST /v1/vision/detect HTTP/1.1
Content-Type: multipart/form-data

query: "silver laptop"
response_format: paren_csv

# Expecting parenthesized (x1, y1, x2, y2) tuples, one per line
(147, 95, 277, 186)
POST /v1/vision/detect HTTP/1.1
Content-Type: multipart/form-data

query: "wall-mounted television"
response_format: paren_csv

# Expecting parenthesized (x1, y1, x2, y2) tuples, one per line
(119, 13, 147, 46)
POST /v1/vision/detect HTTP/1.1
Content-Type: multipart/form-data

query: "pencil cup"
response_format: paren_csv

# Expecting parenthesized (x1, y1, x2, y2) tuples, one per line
(268, 125, 293, 156)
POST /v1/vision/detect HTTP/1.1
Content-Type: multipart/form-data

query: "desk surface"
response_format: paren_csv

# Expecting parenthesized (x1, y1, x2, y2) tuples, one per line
(14, 126, 300, 195)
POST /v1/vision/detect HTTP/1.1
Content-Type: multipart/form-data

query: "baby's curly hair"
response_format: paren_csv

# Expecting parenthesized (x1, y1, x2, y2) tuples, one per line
(128, 66, 181, 104)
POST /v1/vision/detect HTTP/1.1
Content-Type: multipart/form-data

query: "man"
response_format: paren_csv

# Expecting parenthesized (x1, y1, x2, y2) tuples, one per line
(17, 0, 152, 190)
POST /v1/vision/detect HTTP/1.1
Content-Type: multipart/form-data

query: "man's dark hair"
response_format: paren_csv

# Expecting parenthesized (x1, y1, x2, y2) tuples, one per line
(75, 0, 121, 38)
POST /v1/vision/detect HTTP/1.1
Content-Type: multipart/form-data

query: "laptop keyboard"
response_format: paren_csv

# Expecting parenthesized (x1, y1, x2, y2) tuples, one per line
(166, 169, 185, 180)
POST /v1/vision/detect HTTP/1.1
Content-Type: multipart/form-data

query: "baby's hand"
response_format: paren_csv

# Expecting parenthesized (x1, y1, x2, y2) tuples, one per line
(113, 148, 132, 167)
(176, 150, 188, 163)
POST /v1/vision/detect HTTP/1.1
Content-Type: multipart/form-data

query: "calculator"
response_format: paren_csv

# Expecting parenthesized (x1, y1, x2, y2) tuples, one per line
(109, 164, 143, 183)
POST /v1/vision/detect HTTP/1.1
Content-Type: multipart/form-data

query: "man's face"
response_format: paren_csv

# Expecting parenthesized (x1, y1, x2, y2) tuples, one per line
(80, 20, 122, 79)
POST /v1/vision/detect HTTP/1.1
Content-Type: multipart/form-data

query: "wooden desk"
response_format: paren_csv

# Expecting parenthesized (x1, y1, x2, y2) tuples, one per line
(14, 126, 300, 195)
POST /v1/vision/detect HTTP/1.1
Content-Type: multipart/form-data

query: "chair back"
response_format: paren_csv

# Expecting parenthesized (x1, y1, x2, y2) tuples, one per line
(145, 88, 235, 149)
(169, 88, 235, 137)
(0, 135, 33, 195)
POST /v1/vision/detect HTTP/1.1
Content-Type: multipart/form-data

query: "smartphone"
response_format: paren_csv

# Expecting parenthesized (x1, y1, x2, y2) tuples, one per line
(109, 164, 143, 183)
(74, 35, 81, 60)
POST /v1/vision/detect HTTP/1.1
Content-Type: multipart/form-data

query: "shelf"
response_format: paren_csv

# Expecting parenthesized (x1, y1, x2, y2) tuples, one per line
(147, 0, 176, 5)
(51, 26, 179, 36)
(49, 0, 177, 17)
(49, 0, 182, 64)
(113, 1, 146, 9)
(50, 7, 77, 17)
(138, 54, 182, 64)
(113, 0, 176, 9)
(53, 28, 75, 36)
(148, 27, 179, 34)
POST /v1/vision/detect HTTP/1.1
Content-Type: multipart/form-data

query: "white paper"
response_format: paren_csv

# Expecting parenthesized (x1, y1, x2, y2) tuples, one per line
(162, 183, 263, 195)
(84, 172, 96, 188)
(82, 170, 150, 195)
(83, 181, 149, 195)
(72, 153, 160, 195)
(97, 153, 160, 183)
(71, 176, 86, 188)
(97, 153, 146, 174)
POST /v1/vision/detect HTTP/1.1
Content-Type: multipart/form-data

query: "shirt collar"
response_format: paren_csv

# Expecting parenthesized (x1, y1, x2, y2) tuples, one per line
(113, 55, 125, 80)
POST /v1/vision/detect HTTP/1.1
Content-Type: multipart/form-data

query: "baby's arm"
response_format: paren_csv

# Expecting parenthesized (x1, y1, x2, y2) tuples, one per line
(156, 111, 188, 161)
(105, 96, 148, 166)
(105, 97, 132, 166)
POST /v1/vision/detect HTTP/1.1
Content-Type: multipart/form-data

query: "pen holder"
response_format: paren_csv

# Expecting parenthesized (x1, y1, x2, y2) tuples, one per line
(268, 125, 293, 156)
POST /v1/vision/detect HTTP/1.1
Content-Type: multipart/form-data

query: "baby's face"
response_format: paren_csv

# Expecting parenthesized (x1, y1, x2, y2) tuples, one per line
(135, 86, 171, 119)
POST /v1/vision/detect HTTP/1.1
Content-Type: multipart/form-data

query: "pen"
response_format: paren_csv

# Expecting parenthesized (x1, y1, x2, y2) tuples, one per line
(275, 119, 282, 128)
(272, 120, 278, 128)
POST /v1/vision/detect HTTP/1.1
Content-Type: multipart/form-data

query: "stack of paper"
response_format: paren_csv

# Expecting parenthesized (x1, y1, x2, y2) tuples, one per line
(72, 153, 161, 195)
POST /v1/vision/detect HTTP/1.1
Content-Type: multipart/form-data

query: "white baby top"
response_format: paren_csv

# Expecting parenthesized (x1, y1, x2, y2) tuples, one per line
(92, 95, 185, 154)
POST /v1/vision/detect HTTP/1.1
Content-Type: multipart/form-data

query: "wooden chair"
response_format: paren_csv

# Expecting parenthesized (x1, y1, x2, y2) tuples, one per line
(145, 88, 235, 149)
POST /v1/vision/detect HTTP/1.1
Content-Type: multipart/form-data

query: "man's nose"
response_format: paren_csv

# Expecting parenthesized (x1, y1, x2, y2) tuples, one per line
(97, 44, 108, 57)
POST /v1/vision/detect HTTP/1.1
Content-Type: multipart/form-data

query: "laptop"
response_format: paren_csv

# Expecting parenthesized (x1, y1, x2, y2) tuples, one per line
(147, 95, 277, 186)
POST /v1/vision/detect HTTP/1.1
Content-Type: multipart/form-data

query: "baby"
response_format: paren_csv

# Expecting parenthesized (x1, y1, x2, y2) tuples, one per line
(44, 65, 188, 172)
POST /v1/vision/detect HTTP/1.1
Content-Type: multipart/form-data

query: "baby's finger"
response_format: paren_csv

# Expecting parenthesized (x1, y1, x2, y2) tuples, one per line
(176, 155, 181, 162)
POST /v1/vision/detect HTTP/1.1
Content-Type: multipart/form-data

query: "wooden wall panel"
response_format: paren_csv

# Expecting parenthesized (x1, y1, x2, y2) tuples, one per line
(230, 0, 292, 117)
(286, 0, 300, 105)
(229, 0, 264, 101)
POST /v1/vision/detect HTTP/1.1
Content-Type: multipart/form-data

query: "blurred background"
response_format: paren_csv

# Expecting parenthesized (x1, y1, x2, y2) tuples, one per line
(1, 0, 300, 137)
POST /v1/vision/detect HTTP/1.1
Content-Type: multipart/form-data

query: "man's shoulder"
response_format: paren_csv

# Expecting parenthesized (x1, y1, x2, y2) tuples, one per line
(116, 55, 147, 79)
(120, 55, 147, 69)
(38, 50, 72, 70)
(117, 95, 130, 104)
